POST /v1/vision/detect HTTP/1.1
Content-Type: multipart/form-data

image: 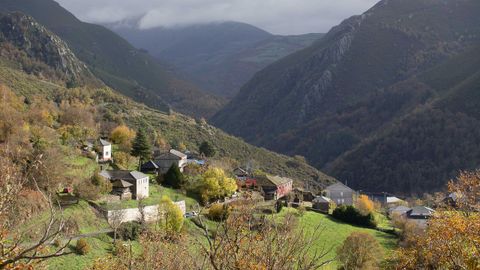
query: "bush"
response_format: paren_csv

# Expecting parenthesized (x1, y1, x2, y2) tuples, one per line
(332, 205, 377, 228)
(53, 239, 62, 248)
(118, 221, 142, 241)
(75, 182, 100, 200)
(76, 238, 90, 255)
(207, 203, 230, 221)
(337, 232, 382, 269)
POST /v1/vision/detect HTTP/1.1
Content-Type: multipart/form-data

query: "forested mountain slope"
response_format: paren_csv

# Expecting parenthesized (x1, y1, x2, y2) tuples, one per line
(0, 13, 334, 188)
(108, 21, 323, 98)
(212, 0, 480, 194)
(0, 0, 224, 118)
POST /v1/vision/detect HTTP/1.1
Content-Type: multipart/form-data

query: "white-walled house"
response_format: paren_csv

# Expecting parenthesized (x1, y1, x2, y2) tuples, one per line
(99, 139, 112, 162)
(100, 170, 149, 200)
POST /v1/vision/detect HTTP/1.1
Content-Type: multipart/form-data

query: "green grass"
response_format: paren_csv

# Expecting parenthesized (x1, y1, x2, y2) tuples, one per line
(100, 185, 199, 211)
(46, 236, 112, 270)
(277, 208, 397, 269)
(62, 201, 110, 234)
(64, 154, 98, 179)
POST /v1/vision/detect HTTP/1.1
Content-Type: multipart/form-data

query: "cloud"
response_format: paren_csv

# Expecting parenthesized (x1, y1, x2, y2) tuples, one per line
(55, 0, 379, 34)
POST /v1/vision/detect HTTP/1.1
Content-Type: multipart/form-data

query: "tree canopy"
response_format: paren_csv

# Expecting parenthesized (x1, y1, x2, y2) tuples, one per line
(131, 128, 152, 163)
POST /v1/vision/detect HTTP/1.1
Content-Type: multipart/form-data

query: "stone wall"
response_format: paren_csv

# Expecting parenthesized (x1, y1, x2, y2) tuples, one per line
(106, 201, 186, 223)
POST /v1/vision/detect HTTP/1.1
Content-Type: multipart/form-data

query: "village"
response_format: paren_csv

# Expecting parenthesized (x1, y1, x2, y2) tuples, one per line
(67, 136, 445, 234)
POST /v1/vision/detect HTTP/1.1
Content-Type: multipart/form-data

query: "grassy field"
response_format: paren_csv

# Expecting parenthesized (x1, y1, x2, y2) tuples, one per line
(278, 208, 397, 269)
(99, 184, 199, 211)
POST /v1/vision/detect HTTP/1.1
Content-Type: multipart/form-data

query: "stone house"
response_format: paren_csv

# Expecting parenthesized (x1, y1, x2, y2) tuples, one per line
(324, 182, 355, 206)
(142, 149, 187, 174)
(312, 196, 333, 213)
(100, 170, 149, 199)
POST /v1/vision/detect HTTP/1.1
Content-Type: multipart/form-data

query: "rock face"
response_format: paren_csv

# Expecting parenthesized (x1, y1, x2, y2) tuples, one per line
(212, 0, 480, 194)
(0, 12, 98, 86)
(0, 0, 225, 118)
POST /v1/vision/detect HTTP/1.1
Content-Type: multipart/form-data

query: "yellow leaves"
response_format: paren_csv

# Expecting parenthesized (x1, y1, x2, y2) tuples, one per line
(356, 195, 375, 215)
(110, 125, 136, 147)
(200, 167, 238, 202)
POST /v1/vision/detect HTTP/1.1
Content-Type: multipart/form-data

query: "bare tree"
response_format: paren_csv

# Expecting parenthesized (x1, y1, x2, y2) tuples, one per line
(108, 207, 126, 243)
(196, 201, 334, 270)
(0, 154, 73, 269)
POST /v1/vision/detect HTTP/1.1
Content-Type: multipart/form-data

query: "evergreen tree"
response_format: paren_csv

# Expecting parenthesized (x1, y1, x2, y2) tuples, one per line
(163, 164, 184, 189)
(199, 141, 216, 157)
(131, 128, 152, 163)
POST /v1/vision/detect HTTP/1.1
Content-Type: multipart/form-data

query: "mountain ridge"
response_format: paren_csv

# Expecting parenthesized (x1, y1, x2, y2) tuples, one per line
(212, 0, 480, 194)
(0, 0, 225, 118)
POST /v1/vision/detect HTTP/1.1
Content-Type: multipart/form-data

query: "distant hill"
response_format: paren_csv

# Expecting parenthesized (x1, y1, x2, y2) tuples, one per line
(0, 0, 225, 118)
(107, 21, 323, 98)
(212, 0, 480, 194)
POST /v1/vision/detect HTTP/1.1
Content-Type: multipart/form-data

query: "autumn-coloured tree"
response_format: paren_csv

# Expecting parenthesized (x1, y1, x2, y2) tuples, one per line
(390, 170, 480, 269)
(198, 168, 237, 203)
(157, 196, 184, 236)
(337, 232, 383, 270)
(356, 194, 375, 215)
(110, 125, 136, 149)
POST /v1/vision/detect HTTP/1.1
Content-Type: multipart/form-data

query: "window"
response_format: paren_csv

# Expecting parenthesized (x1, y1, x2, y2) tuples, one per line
(340, 192, 344, 197)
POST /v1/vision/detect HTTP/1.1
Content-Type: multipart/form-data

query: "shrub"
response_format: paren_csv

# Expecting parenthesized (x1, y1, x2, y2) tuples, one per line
(53, 239, 62, 248)
(207, 203, 230, 221)
(159, 196, 184, 236)
(75, 182, 100, 200)
(76, 238, 90, 255)
(332, 205, 377, 228)
(337, 232, 382, 269)
(118, 221, 142, 241)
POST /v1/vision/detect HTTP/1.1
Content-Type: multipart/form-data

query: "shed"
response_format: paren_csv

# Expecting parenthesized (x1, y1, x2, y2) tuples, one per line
(312, 196, 333, 213)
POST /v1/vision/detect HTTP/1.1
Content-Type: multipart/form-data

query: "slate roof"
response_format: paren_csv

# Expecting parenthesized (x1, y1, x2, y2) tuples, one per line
(389, 205, 411, 214)
(256, 175, 293, 187)
(141, 160, 159, 170)
(155, 149, 187, 160)
(99, 138, 111, 146)
(112, 179, 133, 188)
(100, 170, 148, 182)
(407, 206, 435, 217)
(325, 182, 354, 192)
(170, 149, 187, 159)
(313, 196, 332, 203)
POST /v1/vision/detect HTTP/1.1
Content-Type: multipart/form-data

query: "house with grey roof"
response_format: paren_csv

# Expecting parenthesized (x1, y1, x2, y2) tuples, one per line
(142, 149, 187, 174)
(324, 182, 356, 206)
(312, 196, 333, 213)
(388, 205, 411, 217)
(100, 170, 149, 199)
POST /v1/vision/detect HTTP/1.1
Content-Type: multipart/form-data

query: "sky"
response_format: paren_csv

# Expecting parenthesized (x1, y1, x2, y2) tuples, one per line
(55, 0, 379, 35)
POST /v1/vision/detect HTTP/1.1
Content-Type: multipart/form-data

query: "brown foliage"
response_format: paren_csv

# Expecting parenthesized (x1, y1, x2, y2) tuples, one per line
(337, 232, 383, 270)
(390, 170, 480, 269)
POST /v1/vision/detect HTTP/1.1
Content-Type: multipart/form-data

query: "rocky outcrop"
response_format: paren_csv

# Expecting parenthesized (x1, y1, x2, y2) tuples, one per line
(0, 12, 100, 86)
